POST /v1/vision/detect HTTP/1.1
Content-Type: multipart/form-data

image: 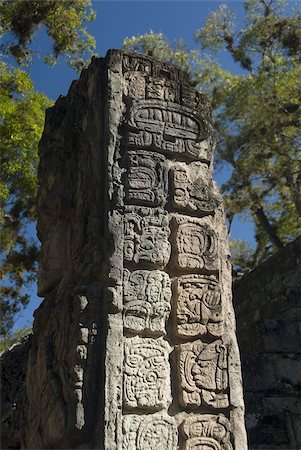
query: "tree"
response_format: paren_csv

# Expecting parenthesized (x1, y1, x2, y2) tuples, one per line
(124, 0, 301, 267)
(0, 0, 96, 71)
(0, 0, 96, 336)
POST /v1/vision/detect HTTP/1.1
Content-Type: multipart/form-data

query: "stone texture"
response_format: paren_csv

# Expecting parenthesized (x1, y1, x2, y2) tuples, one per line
(0, 335, 32, 449)
(0, 50, 247, 449)
(234, 236, 301, 450)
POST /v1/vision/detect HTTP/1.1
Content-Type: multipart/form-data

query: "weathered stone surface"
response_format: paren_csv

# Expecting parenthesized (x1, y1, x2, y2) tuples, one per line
(177, 340, 229, 409)
(171, 215, 219, 271)
(181, 414, 233, 450)
(174, 274, 223, 338)
(0, 335, 32, 450)
(124, 150, 168, 206)
(122, 412, 178, 449)
(0, 50, 247, 449)
(124, 206, 171, 267)
(171, 162, 220, 214)
(123, 269, 171, 335)
(234, 237, 301, 450)
(123, 336, 171, 410)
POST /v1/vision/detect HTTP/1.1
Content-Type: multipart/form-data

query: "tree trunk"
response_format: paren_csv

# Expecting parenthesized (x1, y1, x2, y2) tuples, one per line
(254, 207, 284, 249)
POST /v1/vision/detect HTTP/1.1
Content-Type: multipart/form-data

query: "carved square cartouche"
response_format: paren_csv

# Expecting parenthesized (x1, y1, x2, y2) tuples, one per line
(177, 340, 229, 409)
(123, 337, 171, 410)
(123, 269, 171, 335)
(174, 274, 223, 338)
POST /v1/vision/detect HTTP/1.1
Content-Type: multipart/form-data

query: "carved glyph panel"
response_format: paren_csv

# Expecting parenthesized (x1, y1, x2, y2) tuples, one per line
(174, 274, 223, 338)
(123, 337, 171, 410)
(124, 151, 168, 206)
(125, 100, 212, 162)
(122, 412, 178, 450)
(172, 217, 219, 271)
(124, 73, 146, 99)
(124, 207, 171, 267)
(182, 414, 233, 450)
(177, 340, 229, 409)
(146, 78, 177, 102)
(171, 164, 219, 214)
(123, 269, 171, 335)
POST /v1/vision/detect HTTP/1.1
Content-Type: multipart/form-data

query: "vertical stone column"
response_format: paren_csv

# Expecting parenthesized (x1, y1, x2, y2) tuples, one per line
(26, 50, 247, 449)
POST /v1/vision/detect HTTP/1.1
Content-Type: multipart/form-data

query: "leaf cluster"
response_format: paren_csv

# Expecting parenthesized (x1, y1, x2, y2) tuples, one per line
(0, 0, 96, 71)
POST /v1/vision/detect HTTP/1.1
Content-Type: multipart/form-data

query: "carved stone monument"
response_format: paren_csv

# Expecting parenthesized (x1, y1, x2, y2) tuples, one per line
(24, 50, 247, 449)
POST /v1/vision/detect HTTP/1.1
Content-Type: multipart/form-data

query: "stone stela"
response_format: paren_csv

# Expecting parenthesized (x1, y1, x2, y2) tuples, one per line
(24, 50, 247, 449)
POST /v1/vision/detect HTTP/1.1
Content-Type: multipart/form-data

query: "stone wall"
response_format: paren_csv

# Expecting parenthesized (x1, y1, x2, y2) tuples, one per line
(234, 236, 301, 450)
(1, 50, 247, 449)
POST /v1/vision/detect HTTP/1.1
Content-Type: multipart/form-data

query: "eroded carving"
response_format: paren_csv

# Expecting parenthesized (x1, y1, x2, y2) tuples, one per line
(182, 414, 233, 450)
(123, 269, 171, 335)
(123, 337, 171, 410)
(124, 207, 171, 267)
(173, 217, 219, 271)
(171, 164, 219, 213)
(178, 340, 229, 409)
(123, 54, 152, 75)
(124, 73, 146, 99)
(175, 274, 223, 338)
(125, 100, 212, 161)
(124, 151, 168, 206)
(146, 78, 177, 102)
(123, 412, 178, 450)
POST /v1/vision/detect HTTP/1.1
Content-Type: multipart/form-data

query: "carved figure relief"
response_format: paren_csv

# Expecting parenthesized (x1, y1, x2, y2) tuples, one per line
(122, 412, 178, 450)
(146, 78, 177, 102)
(123, 54, 152, 75)
(178, 340, 229, 409)
(171, 165, 219, 213)
(124, 73, 146, 99)
(174, 275, 223, 338)
(124, 207, 171, 267)
(123, 337, 171, 410)
(125, 100, 212, 162)
(124, 151, 168, 206)
(123, 269, 171, 335)
(173, 218, 219, 271)
(182, 414, 233, 450)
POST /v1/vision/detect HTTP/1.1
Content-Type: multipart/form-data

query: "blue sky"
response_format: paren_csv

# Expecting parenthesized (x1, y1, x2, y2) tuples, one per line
(12, 0, 256, 330)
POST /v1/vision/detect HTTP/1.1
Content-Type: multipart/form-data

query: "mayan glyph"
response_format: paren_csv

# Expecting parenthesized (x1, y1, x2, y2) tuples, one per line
(24, 50, 247, 449)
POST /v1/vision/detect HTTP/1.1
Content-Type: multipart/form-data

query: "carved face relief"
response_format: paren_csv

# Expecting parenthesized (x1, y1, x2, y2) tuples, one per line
(175, 275, 223, 338)
(173, 218, 219, 271)
(123, 413, 178, 450)
(178, 341, 229, 409)
(125, 100, 212, 162)
(124, 151, 168, 206)
(182, 414, 233, 450)
(146, 78, 176, 102)
(171, 165, 219, 213)
(123, 337, 171, 410)
(123, 269, 171, 335)
(124, 207, 171, 267)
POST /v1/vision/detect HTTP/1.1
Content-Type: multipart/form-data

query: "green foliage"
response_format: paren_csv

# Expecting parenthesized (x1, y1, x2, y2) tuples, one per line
(230, 239, 254, 274)
(124, 0, 301, 268)
(0, 0, 96, 335)
(0, 62, 52, 336)
(0, 325, 32, 354)
(0, 0, 96, 71)
(124, 32, 199, 74)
